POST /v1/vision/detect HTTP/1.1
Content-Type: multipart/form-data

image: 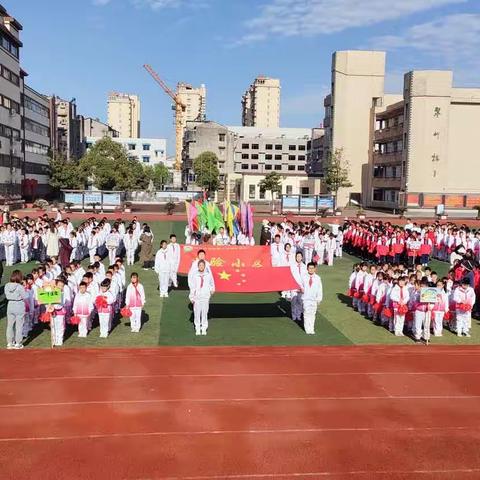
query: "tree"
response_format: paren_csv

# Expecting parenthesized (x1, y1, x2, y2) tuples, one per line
(324, 148, 353, 208)
(79, 137, 145, 191)
(259, 172, 282, 203)
(49, 153, 86, 191)
(144, 163, 171, 190)
(193, 151, 220, 192)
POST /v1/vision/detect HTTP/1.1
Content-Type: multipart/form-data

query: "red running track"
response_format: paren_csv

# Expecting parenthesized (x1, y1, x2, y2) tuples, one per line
(1, 345, 480, 479)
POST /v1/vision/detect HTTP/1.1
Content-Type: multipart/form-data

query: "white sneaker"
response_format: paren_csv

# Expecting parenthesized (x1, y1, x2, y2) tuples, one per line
(465, 333, 471, 338)
(14, 344, 24, 349)
(6, 343, 14, 350)
(201, 330, 207, 336)
(195, 330, 201, 336)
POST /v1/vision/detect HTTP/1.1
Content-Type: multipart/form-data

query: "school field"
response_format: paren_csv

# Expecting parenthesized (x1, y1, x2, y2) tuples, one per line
(1, 220, 478, 348)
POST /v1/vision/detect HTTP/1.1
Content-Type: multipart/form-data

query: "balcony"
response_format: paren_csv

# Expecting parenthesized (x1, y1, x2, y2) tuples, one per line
(323, 116, 331, 128)
(373, 151, 403, 164)
(372, 176, 402, 188)
(374, 124, 404, 142)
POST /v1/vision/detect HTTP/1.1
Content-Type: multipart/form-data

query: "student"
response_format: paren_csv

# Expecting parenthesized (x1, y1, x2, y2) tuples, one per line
(125, 273, 146, 333)
(187, 250, 213, 291)
(106, 227, 120, 266)
(30, 230, 44, 263)
(52, 278, 68, 346)
(412, 278, 430, 342)
(270, 234, 284, 267)
(96, 279, 115, 338)
(291, 252, 307, 322)
(300, 262, 323, 335)
(73, 281, 94, 338)
(189, 259, 215, 335)
(432, 279, 449, 337)
(389, 276, 410, 336)
(167, 234, 181, 288)
(124, 228, 138, 266)
(326, 234, 336, 266)
(5, 270, 27, 349)
(453, 278, 476, 337)
(154, 240, 171, 298)
(213, 227, 230, 246)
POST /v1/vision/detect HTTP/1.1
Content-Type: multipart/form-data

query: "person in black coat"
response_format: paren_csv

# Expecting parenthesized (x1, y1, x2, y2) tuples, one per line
(260, 220, 271, 246)
(30, 231, 44, 262)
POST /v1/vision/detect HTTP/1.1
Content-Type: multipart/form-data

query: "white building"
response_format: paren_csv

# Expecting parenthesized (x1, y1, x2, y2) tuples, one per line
(86, 136, 169, 168)
(107, 92, 140, 138)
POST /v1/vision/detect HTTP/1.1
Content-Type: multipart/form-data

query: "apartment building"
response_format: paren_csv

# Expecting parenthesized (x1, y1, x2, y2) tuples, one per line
(107, 92, 140, 138)
(306, 127, 325, 177)
(22, 84, 50, 195)
(0, 5, 23, 196)
(82, 117, 118, 139)
(368, 71, 480, 212)
(242, 76, 280, 128)
(49, 96, 84, 160)
(86, 136, 168, 168)
(177, 83, 206, 124)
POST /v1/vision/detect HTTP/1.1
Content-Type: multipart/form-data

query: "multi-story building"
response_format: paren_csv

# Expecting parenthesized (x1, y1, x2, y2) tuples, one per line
(49, 96, 84, 160)
(22, 84, 51, 196)
(177, 83, 206, 124)
(368, 71, 480, 212)
(82, 117, 118, 139)
(85, 136, 168, 168)
(107, 92, 140, 138)
(242, 76, 280, 128)
(0, 5, 23, 196)
(306, 127, 325, 177)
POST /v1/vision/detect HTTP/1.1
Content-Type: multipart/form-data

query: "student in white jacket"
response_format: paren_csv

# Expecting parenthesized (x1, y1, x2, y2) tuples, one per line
(123, 229, 138, 266)
(167, 234, 181, 288)
(300, 262, 323, 335)
(154, 240, 171, 298)
(189, 260, 215, 335)
(291, 252, 307, 322)
(389, 276, 410, 336)
(125, 272, 146, 333)
(453, 279, 476, 337)
(73, 282, 94, 338)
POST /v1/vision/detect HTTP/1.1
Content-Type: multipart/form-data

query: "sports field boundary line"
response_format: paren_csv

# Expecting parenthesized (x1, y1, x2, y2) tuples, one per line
(3, 371, 480, 381)
(0, 425, 477, 442)
(4, 394, 480, 408)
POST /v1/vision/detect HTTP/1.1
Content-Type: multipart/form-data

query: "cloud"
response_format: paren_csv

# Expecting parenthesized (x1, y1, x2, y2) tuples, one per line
(92, 0, 112, 5)
(131, 0, 209, 10)
(282, 85, 328, 117)
(236, 0, 466, 45)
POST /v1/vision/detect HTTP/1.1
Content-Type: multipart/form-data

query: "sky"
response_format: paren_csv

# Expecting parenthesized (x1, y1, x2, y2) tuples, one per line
(9, 0, 480, 154)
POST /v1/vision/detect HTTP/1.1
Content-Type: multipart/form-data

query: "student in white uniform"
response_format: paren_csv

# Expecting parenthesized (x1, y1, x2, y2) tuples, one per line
(125, 272, 146, 333)
(106, 227, 120, 266)
(291, 252, 307, 322)
(453, 278, 476, 337)
(187, 250, 213, 291)
(96, 279, 115, 338)
(300, 262, 323, 335)
(124, 229, 138, 266)
(73, 281, 94, 338)
(167, 234, 181, 288)
(4, 224, 16, 266)
(213, 227, 230, 246)
(154, 240, 171, 298)
(325, 233, 336, 266)
(270, 234, 284, 267)
(389, 276, 410, 336)
(189, 260, 215, 335)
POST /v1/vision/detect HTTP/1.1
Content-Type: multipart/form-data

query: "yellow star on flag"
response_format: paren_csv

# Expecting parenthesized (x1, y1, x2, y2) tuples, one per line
(219, 270, 232, 281)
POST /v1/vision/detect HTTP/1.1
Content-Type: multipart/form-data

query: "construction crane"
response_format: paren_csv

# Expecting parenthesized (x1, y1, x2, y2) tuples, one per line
(143, 64, 186, 176)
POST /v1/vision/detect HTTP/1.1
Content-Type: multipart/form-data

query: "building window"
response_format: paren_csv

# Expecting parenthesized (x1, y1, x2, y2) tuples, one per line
(298, 155, 305, 161)
(128, 144, 136, 150)
(275, 144, 282, 150)
(274, 165, 282, 171)
(298, 145, 306, 151)
(297, 165, 305, 171)
(286, 185, 293, 195)
(288, 165, 295, 171)
(251, 143, 259, 150)
(265, 164, 272, 170)
(259, 189, 265, 199)
(251, 164, 259, 170)
(24, 119, 49, 137)
(219, 133, 226, 142)
(251, 154, 259, 160)
(249, 185, 255, 199)
(266, 144, 273, 150)
(241, 153, 249, 159)
(241, 164, 249, 170)
(24, 95, 49, 117)
(142, 156, 150, 163)
(143, 144, 150, 151)
(0, 34, 20, 59)
(25, 140, 49, 155)
(265, 154, 272, 160)
(1, 65, 20, 86)
(289, 145, 296, 151)
(301, 187, 309, 195)
(288, 155, 295, 161)
(275, 154, 282, 160)
(241, 143, 249, 149)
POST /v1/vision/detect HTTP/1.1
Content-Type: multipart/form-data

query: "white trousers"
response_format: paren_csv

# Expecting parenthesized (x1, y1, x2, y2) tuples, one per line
(413, 311, 431, 341)
(291, 292, 303, 321)
(303, 299, 317, 334)
(20, 247, 29, 263)
(158, 272, 170, 295)
(108, 248, 117, 266)
(53, 315, 65, 346)
(456, 312, 471, 335)
(432, 311, 444, 336)
(169, 269, 178, 288)
(335, 246, 343, 257)
(98, 312, 111, 338)
(130, 307, 142, 332)
(78, 315, 89, 337)
(126, 248, 135, 265)
(316, 247, 325, 265)
(89, 249, 97, 264)
(326, 250, 334, 266)
(5, 244, 14, 266)
(70, 248, 77, 262)
(193, 299, 209, 333)
(394, 314, 405, 336)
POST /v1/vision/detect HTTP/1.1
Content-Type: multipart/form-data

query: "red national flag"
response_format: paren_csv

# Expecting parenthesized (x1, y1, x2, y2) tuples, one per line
(179, 245, 299, 293)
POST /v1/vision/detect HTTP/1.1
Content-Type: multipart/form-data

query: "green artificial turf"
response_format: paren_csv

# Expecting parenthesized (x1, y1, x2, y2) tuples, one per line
(0, 220, 478, 348)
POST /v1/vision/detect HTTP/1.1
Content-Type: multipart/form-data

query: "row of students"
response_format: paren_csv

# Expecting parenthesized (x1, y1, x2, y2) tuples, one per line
(347, 262, 476, 342)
